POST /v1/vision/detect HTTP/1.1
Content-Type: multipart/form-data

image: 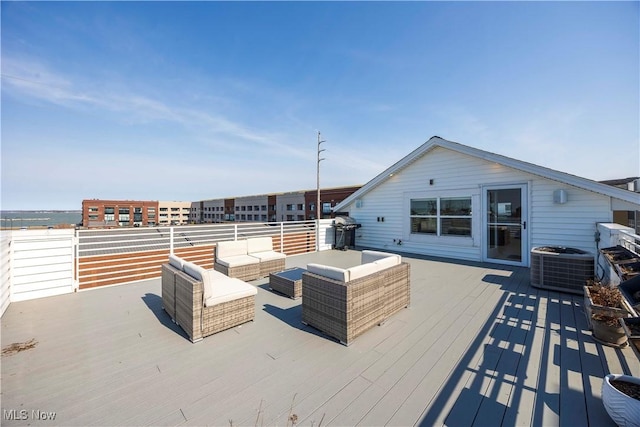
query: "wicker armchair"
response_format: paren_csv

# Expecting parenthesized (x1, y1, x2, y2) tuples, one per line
(302, 251, 410, 346)
(162, 256, 257, 343)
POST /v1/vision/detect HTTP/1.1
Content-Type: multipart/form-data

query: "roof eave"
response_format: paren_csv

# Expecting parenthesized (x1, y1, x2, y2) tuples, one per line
(335, 136, 640, 212)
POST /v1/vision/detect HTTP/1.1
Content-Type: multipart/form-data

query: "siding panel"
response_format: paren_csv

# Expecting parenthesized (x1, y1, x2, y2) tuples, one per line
(345, 147, 613, 264)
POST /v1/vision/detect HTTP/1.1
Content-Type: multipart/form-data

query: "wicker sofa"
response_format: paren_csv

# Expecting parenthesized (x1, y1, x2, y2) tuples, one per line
(301, 250, 410, 346)
(162, 254, 257, 343)
(214, 237, 286, 281)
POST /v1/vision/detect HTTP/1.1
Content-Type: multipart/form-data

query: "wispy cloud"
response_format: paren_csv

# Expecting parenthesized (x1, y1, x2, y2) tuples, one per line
(1, 56, 310, 159)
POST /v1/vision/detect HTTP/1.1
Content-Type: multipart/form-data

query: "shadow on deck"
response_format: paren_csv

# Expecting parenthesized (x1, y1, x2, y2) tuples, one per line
(1, 249, 638, 426)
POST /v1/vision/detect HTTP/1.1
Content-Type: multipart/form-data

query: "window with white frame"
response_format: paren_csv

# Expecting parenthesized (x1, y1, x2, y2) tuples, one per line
(410, 196, 472, 236)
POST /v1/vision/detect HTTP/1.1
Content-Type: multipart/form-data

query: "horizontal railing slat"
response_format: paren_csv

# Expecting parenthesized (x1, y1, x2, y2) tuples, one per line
(76, 221, 327, 290)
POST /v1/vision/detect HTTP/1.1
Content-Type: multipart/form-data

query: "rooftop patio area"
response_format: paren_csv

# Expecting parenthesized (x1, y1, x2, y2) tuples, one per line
(2, 249, 639, 426)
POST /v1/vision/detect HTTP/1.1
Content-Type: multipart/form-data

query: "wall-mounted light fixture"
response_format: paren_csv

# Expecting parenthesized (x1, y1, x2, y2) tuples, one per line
(553, 189, 568, 204)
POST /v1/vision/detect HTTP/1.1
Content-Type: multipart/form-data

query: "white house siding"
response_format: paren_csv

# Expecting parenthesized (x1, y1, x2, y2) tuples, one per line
(529, 179, 611, 253)
(345, 146, 612, 264)
(10, 229, 76, 302)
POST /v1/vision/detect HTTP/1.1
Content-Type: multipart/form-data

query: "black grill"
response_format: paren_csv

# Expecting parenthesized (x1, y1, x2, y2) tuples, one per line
(333, 216, 361, 250)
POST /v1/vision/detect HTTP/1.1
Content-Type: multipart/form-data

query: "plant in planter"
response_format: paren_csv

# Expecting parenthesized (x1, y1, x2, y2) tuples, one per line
(602, 374, 640, 427)
(620, 276, 640, 312)
(600, 246, 640, 282)
(583, 281, 632, 347)
(601, 246, 640, 264)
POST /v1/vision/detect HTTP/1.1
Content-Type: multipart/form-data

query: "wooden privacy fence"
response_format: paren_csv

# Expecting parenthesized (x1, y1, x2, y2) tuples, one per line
(77, 223, 322, 290)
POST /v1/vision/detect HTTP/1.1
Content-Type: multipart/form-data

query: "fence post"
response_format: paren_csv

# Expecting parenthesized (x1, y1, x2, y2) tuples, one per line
(170, 227, 174, 254)
(74, 229, 79, 292)
(234, 224, 238, 241)
(280, 223, 284, 253)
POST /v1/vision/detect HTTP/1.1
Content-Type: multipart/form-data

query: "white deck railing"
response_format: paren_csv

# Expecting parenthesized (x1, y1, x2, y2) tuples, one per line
(596, 222, 640, 285)
(1, 220, 335, 316)
(619, 229, 640, 255)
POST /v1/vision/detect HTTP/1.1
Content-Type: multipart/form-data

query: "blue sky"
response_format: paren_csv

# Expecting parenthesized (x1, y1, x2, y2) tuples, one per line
(2, 1, 638, 210)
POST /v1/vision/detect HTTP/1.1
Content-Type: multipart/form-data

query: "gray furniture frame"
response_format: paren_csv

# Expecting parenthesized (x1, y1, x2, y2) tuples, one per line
(162, 263, 256, 342)
(269, 267, 306, 299)
(301, 262, 410, 345)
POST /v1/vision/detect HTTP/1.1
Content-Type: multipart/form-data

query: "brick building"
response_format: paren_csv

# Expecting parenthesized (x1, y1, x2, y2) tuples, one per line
(82, 199, 159, 228)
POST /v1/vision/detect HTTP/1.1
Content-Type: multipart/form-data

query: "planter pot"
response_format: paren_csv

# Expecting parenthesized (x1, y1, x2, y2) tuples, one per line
(602, 374, 640, 427)
(601, 246, 639, 264)
(620, 276, 640, 311)
(583, 285, 632, 335)
(592, 317, 628, 348)
(621, 317, 640, 339)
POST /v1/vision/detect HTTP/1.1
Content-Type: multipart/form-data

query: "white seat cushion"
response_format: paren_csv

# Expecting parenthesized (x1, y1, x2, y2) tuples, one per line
(247, 237, 274, 254)
(205, 278, 257, 307)
(307, 263, 350, 282)
(249, 250, 286, 262)
(216, 254, 260, 268)
(216, 240, 248, 258)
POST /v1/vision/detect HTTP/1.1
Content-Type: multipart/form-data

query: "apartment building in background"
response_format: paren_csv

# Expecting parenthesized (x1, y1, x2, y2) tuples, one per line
(158, 201, 191, 225)
(194, 186, 361, 224)
(82, 186, 361, 228)
(304, 186, 363, 219)
(82, 199, 159, 228)
(600, 177, 640, 233)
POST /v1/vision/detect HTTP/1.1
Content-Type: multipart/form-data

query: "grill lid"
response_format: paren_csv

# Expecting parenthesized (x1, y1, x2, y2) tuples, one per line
(333, 216, 361, 229)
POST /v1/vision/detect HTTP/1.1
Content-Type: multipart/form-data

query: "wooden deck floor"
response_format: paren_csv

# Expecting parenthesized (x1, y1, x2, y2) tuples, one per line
(2, 250, 639, 426)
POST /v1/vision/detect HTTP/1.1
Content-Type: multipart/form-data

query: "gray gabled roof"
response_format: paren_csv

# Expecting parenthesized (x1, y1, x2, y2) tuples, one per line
(335, 136, 640, 211)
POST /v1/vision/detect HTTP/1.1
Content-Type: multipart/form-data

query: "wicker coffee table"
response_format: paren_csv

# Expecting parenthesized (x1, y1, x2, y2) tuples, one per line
(269, 267, 306, 299)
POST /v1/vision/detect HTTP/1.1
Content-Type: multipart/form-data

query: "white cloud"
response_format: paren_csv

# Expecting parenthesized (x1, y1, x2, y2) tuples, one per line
(2, 56, 313, 161)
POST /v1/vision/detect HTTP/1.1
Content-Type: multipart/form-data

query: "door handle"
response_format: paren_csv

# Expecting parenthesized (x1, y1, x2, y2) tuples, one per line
(523, 221, 527, 230)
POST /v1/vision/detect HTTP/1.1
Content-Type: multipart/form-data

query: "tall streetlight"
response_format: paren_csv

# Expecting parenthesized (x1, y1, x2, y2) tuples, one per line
(316, 131, 326, 252)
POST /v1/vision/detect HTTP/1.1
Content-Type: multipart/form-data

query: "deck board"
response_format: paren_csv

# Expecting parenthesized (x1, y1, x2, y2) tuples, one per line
(2, 249, 638, 426)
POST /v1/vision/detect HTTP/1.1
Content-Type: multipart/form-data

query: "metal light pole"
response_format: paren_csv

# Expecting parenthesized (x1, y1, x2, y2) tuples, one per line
(316, 131, 326, 251)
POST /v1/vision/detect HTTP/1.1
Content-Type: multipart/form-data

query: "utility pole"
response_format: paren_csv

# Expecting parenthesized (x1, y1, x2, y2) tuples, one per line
(317, 131, 326, 221)
(316, 131, 326, 252)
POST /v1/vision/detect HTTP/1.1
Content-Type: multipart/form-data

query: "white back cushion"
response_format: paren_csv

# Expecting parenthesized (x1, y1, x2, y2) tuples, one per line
(373, 255, 401, 270)
(348, 263, 379, 281)
(247, 237, 273, 253)
(217, 240, 248, 258)
(183, 261, 213, 300)
(169, 254, 184, 270)
(362, 250, 400, 264)
(307, 263, 350, 282)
